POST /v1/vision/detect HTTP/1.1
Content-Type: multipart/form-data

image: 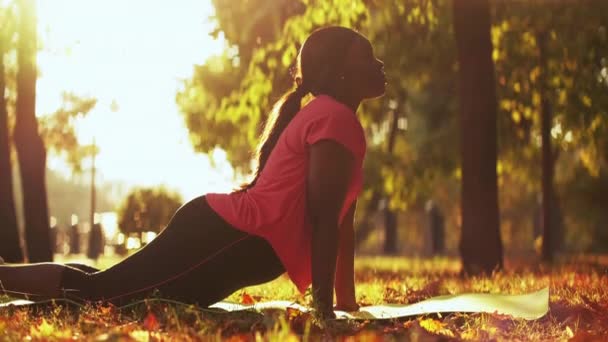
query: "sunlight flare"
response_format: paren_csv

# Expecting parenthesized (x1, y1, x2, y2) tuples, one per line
(35, 0, 233, 198)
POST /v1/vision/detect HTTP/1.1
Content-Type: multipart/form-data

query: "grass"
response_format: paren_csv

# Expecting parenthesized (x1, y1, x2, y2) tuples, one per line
(1, 255, 607, 341)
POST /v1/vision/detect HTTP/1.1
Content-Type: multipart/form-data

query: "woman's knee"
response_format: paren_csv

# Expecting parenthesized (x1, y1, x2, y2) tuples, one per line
(59, 266, 96, 301)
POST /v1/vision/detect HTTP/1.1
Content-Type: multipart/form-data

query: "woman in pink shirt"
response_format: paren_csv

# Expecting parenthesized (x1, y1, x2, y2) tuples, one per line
(0, 26, 386, 320)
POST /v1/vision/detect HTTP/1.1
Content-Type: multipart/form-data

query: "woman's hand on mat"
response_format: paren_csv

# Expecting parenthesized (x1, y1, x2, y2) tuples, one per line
(312, 297, 337, 321)
(313, 306, 337, 322)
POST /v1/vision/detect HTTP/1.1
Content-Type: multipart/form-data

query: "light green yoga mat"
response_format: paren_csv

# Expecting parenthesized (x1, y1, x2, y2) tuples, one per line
(1, 288, 549, 320)
(210, 287, 549, 320)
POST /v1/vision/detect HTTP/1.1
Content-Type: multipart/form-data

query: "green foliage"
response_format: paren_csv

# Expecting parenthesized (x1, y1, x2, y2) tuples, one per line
(176, 52, 249, 169)
(210, 0, 306, 65)
(0, 2, 17, 49)
(117, 187, 183, 234)
(38, 92, 98, 173)
(362, 0, 458, 211)
(1, 2, 18, 125)
(178, 0, 306, 173)
(493, 1, 608, 165)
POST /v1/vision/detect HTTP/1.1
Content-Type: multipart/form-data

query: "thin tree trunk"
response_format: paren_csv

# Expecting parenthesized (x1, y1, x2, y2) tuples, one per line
(383, 208, 397, 254)
(383, 105, 401, 254)
(537, 31, 554, 263)
(354, 190, 381, 248)
(453, 0, 503, 274)
(14, 0, 53, 262)
(90, 138, 96, 237)
(0, 34, 24, 262)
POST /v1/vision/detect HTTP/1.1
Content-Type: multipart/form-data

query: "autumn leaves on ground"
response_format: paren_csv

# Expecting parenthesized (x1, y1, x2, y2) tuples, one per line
(1, 256, 606, 341)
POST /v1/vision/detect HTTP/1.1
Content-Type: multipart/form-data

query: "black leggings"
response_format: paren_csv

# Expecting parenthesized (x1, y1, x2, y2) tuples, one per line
(60, 196, 285, 307)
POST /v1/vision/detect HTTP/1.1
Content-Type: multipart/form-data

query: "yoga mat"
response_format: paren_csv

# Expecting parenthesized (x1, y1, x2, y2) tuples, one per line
(1, 287, 549, 320)
(212, 287, 550, 320)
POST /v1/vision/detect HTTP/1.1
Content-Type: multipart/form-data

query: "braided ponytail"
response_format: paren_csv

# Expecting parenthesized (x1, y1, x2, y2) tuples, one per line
(239, 83, 310, 191)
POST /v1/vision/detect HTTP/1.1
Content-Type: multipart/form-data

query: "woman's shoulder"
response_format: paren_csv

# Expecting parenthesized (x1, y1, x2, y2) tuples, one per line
(298, 95, 362, 133)
(298, 96, 366, 157)
(302, 94, 362, 124)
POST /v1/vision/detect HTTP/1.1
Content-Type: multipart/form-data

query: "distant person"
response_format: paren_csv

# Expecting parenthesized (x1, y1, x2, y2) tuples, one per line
(69, 222, 80, 255)
(425, 200, 445, 255)
(87, 223, 104, 261)
(49, 223, 58, 255)
(0, 27, 386, 320)
(51, 224, 65, 254)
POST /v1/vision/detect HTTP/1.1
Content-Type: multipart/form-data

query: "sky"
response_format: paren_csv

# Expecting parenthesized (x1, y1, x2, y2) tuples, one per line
(36, 0, 237, 201)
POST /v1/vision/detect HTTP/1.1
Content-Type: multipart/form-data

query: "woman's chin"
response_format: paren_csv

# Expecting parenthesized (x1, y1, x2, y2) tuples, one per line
(369, 85, 387, 99)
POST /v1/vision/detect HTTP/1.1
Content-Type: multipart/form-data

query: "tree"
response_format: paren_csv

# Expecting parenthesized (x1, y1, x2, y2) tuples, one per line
(536, 30, 554, 262)
(118, 187, 183, 236)
(383, 99, 401, 254)
(0, 3, 23, 262)
(38, 93, 98, 173)
(210, 0, 305, 67)
(13, 0, 53, 262)
(0, 0, 98, 261)
(491, 1, 608, 253)
(453, 0, 503, 274)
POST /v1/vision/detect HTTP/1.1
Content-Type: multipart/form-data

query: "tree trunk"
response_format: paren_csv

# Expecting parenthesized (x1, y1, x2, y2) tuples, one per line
(0, 35, 25, 262)
(537, 31, 554, 263)
(354, 190, 381, 248)
(383, 105, 401, 254)
(90, 138, 96, 239)
(453, 0, 503, 274)
(14, 0, 53, 262)
(383, 208, 398, 254)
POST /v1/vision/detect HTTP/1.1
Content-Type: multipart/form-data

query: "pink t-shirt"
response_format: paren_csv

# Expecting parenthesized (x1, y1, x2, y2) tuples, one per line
(205, 95, 366, 293)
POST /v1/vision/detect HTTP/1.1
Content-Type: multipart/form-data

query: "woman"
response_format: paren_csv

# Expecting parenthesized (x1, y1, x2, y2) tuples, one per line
(0, 26, 386, 319)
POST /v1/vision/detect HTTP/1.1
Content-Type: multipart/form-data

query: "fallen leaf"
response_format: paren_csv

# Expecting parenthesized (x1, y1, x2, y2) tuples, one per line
(565, 326, 574, 339)
(143, 312, 160, 331)
(241, 292, 256, 305)
(29, 318, 70, 339)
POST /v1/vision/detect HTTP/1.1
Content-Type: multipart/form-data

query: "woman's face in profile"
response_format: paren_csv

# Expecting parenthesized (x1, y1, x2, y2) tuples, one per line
(342, 36, 386, 100)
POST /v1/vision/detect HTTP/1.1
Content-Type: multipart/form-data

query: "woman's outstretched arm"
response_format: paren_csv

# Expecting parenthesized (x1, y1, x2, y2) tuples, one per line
(335, 200, 359, 311)
(307, 140, 355, 319)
